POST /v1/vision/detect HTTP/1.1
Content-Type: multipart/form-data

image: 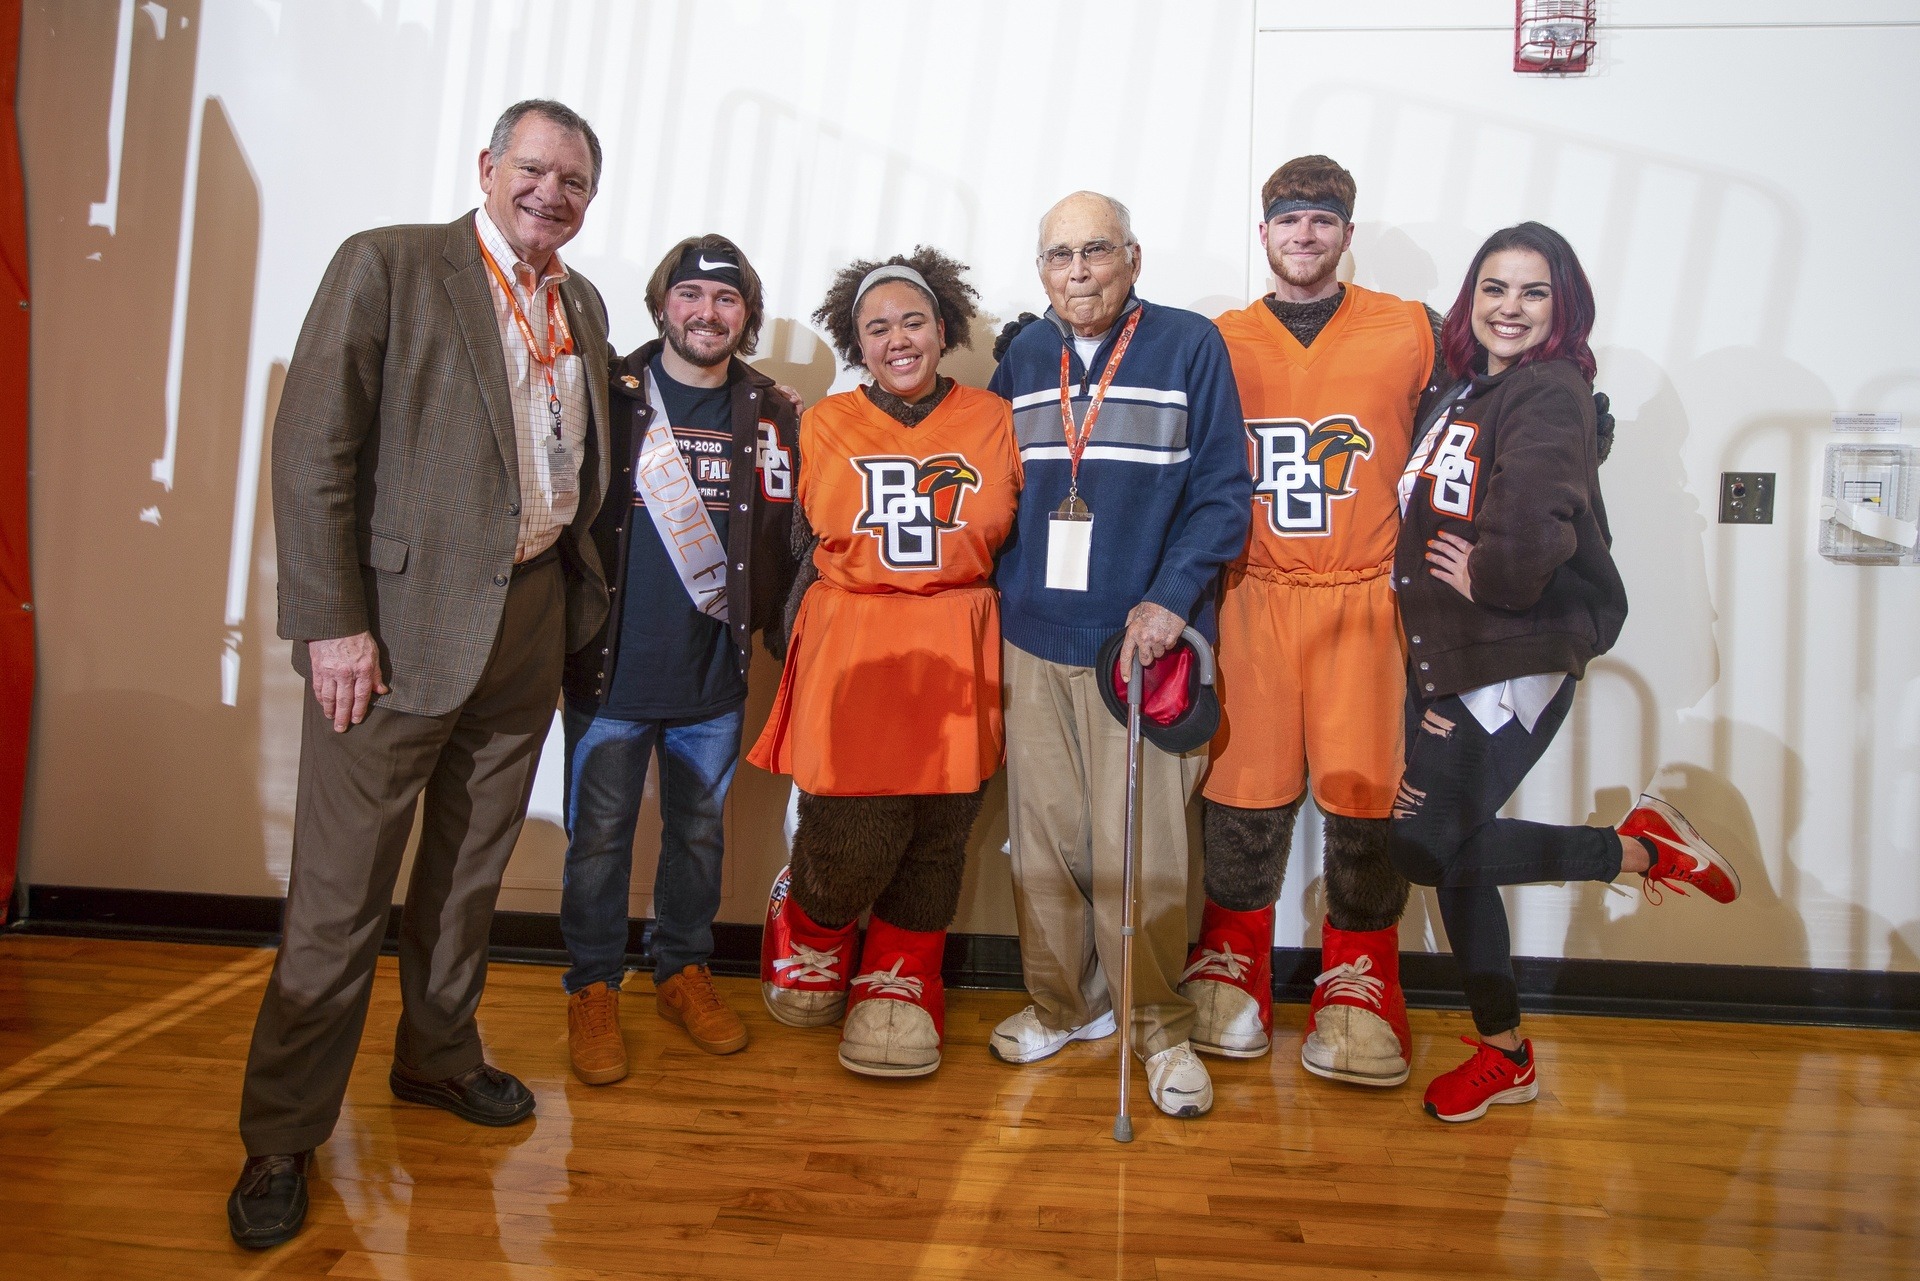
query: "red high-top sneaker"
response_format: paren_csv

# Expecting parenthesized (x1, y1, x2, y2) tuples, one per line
(760, 865, 857, 1028)
(838, 917, 946, 1078)
(1301, 920, 1411, 1086)
(1177, 900, 1274, 1059)
(1618, 795, 1742, 905)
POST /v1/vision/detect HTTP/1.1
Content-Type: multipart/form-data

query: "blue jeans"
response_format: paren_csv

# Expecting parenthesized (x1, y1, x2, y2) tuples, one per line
(559, 703, 744, 992)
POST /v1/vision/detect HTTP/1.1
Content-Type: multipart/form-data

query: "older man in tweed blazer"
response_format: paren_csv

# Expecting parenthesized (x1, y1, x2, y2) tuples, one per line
(229, 100, 612, 1250)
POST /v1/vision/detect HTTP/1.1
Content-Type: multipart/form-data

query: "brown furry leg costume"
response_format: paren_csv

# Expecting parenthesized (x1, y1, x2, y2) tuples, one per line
(789, 793, 915, 929)
(777, 786, 987, 1078)
(788, 787, 984, 931)
(1184, 798, 1412, 1078)
(1321, 814, 1408, 933)
(1201, 797, 1302, 912)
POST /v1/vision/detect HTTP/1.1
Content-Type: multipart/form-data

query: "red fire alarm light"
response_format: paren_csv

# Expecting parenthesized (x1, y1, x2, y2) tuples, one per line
(1514, 0, 1596, 74)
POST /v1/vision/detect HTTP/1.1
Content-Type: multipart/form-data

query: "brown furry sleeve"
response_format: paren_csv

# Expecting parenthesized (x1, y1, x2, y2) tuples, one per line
(777, 494, 820, 656)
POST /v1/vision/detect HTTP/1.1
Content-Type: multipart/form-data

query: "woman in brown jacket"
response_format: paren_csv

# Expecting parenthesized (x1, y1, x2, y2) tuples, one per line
(1390, 222, 1743, 1124)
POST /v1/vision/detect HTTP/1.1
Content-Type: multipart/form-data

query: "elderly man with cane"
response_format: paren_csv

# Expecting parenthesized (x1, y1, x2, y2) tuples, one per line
(986, 191, 1250, 1119)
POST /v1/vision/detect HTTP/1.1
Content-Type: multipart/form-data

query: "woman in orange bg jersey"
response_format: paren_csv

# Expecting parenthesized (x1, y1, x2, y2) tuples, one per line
(747, 247, 1021, 1079)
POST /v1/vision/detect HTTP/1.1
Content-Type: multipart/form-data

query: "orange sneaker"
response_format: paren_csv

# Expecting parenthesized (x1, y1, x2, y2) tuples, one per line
(656, 964, 749, 1055)
(566, 981, 628, 1085)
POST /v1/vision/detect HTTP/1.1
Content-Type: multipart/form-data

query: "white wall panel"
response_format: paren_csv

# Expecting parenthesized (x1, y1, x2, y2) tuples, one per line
(1251, 8, 1920, 970)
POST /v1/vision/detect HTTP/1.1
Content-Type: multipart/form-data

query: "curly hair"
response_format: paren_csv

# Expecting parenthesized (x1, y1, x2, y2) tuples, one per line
(813, 246, 980, 370)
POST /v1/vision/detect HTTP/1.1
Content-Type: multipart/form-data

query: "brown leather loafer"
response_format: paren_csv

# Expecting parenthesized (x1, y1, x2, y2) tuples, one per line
(567, 981, 629, 1084)
(656, 963, 749, 1055)
(227, 1150, 311, 1249)
(388, 1061, 534, 1126)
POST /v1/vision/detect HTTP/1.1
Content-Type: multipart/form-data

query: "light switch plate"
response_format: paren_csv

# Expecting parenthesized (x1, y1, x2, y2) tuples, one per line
(1719, 472, 1775, 524)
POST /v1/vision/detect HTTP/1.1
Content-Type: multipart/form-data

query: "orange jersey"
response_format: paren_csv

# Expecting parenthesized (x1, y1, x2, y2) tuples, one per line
(1215, 285, 1432, 574)
(747, 385, 1022, 796)
(800, 384, 1021, 593)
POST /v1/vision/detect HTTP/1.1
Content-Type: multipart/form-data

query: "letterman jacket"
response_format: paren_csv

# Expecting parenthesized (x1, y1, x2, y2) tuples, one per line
(987, 295, 1251, 667)
(1394, 356, 1627, 699)
(561, 340, 801, 708)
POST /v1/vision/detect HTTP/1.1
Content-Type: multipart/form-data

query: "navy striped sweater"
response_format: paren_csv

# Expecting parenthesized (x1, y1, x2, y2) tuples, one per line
(988, 296, 1251, 668)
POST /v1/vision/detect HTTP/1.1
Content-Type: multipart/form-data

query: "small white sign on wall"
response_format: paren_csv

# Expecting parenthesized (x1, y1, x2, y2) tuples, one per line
(1833, 412, 1904, 433)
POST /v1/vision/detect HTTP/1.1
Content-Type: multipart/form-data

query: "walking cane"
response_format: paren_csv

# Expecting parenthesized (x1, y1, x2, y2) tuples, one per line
(1114, 650, 1144, 1144)
(1111, 626, 1215, 1144)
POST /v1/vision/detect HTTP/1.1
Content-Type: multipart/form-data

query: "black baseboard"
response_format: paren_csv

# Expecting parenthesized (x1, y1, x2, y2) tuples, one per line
(11, 884, 1916, 1029)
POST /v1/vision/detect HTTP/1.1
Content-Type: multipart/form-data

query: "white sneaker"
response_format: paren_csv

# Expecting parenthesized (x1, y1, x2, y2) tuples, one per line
(1145, 1042, 1213, 1118)
(988, 1004, 1117, 1064)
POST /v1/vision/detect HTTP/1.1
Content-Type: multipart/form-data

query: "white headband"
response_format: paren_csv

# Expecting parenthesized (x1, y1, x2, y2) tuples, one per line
(854, 264, 938, 316)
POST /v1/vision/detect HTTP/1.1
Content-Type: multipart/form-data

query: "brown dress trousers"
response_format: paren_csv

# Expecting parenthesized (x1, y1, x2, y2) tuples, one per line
(240, 557, 563, 1155)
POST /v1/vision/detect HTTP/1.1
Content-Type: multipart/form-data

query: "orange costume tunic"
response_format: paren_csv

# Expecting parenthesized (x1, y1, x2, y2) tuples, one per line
(748, 384, 1022, 797)
(1205, 285, 1433, 817)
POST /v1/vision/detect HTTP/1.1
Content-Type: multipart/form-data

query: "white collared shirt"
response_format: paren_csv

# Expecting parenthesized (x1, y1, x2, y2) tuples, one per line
(1458, 672, 1568, 736)
(474, 209, 590, 563)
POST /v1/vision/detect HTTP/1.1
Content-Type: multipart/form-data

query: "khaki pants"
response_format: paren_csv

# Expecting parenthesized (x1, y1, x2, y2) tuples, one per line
(239, 557, 564, 1156)
(1002, 642, 1207, 1058)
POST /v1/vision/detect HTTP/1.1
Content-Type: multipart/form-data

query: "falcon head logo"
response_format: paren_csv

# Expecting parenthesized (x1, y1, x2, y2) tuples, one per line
(1302, 419, 1373, 496)
(914, 455, 982, 527)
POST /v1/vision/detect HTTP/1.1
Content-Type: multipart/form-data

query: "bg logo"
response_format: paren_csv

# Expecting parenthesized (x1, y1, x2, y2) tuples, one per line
(1248, 416, 1373, 536)
(1421, 420, 1479, 519)
(851, 453, 982, 569)
(756, 419, 793, 501)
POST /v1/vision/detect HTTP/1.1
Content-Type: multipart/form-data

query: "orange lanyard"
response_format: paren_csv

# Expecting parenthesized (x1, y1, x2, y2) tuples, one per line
(1058, 307, 1141, 500)
(475, 224, 575, 437)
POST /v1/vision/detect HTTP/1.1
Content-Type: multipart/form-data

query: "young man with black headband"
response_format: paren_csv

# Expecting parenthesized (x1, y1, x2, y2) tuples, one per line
(557, 234, 799, 1084)
(1185, 156, 1443, 1088)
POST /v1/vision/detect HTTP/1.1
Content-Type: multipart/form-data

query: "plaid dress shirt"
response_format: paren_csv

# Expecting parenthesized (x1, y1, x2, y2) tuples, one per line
(474, 209, 591, 562)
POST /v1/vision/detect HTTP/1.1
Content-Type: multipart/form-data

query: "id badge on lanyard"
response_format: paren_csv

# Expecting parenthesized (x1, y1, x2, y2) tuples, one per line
(544, 381, 577, 494)
(1045, 309, 1140, 592)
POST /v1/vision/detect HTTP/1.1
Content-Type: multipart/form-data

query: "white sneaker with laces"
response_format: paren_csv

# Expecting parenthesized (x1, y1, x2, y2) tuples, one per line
(1145, 1042, 1213, 1118)
(988, 1005, 1117, 1064)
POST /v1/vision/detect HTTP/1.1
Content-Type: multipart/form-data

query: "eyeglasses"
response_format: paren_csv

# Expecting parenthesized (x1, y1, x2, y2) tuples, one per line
(1040, 240, 1128, 270)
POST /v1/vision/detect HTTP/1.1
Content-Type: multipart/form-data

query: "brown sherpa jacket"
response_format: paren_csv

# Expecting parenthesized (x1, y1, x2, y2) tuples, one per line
(1394, 356, 1627, 700)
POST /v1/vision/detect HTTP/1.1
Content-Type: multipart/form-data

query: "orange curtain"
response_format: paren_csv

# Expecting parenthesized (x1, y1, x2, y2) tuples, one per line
(0, 0, 30, 919)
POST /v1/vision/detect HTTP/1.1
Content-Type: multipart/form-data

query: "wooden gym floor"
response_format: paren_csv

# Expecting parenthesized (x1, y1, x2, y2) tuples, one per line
(0, 936, 1915, 1279)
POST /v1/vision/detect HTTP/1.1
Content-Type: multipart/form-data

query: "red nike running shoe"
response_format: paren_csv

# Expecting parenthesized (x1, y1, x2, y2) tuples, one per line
(1423, 1036, 1538, 1123)
(1618, 794, 1742, 905)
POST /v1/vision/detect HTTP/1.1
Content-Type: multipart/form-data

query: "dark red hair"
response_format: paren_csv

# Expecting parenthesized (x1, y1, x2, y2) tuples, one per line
(1439, 221, 1596, 383)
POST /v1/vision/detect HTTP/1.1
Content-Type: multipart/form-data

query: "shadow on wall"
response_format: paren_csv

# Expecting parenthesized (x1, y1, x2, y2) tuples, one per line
(750, 318, 838, 409)
(28, 82, 277, 890)
(1565, 749, 1809, 968)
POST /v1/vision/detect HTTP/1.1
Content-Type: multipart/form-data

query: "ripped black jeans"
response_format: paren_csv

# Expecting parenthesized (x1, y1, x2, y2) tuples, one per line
(1387, 678, 1622, 1037)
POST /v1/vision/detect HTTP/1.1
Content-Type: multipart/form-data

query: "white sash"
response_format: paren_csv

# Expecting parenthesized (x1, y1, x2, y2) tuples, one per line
(636, 370, 730, 622)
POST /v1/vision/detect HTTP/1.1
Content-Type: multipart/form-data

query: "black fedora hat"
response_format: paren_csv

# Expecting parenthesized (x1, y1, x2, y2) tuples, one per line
(1095, 625, 1221, 755)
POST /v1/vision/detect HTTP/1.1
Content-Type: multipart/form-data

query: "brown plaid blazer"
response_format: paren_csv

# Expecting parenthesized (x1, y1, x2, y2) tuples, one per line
(272, 213, 611, 717)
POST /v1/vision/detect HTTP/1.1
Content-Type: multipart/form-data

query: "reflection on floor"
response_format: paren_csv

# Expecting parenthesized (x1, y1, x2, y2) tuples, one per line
(1, 935, 1915, 1279)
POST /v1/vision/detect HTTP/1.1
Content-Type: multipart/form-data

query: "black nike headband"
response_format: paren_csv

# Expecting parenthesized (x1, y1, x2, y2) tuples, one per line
(668, 244, 743, 287)
(1263, 195, 1351, 224)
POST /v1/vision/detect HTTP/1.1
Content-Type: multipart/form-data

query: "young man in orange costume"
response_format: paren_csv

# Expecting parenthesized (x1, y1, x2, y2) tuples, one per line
(1183, 156, 1443, 1086)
